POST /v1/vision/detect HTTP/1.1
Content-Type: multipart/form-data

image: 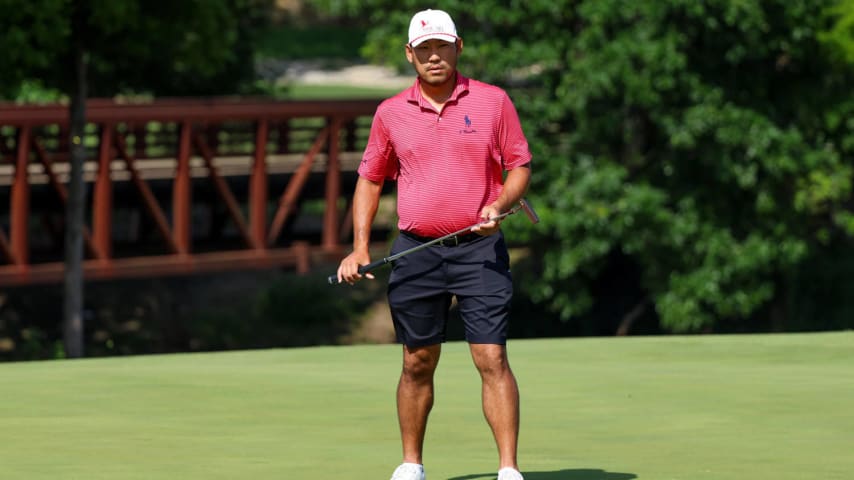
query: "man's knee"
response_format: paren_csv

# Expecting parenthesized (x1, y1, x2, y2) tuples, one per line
(402, 345, 440, 382)
(471, 345, 511, 378)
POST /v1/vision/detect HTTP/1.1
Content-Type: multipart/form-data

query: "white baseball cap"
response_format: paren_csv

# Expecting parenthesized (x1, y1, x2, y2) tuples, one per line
(408, 9, 459, 47)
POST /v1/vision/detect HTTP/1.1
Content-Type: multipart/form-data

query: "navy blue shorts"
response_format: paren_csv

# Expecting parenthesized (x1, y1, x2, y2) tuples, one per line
(387, 231, 513, 347)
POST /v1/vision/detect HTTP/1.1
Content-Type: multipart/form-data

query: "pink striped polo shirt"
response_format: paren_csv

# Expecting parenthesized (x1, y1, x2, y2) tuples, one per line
(358, 73, 532, 237)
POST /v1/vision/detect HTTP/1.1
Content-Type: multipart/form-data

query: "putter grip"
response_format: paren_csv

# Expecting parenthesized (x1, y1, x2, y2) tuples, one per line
(327, 258, 388, 284)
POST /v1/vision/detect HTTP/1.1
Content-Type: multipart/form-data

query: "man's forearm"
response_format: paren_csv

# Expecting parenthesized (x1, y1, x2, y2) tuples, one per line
(494, 165, 531, 213)
(352, 177, 384, 252)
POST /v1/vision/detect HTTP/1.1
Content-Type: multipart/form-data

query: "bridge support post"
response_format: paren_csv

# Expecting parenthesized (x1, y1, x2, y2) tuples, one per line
(251, 119, 269, 250)
(93, 123, 114, 260)
(11, 126, 31, 267)
(323, 118, 341, 251)
(173, 121, 192, 255)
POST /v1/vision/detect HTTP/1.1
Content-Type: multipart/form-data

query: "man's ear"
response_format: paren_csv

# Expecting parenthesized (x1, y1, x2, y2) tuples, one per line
(457, 38, 464, 54)
(405, 43, 415, 64)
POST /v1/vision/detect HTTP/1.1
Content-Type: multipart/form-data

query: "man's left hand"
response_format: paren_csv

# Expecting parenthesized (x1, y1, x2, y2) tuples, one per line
(471, 204, 502, 235)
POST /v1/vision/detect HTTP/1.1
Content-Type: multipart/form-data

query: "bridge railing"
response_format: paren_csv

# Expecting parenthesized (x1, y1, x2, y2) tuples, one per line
(0, 97, 387, 286)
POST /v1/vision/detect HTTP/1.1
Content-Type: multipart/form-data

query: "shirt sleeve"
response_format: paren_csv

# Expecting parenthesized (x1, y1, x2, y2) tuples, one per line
(498, 92, 532, 170)
(358, 111, 399, 181)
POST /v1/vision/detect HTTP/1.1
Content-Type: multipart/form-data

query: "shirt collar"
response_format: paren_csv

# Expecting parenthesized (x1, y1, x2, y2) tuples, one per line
(407, 72, 469, 107)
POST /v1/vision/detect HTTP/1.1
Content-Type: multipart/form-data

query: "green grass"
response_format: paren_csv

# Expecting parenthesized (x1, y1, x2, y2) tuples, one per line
(1, 332, 852, 479)
(279, 83, 402, 100)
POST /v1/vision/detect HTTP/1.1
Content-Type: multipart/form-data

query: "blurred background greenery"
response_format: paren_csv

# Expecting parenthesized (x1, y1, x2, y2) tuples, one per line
(2, 0, 854, 360)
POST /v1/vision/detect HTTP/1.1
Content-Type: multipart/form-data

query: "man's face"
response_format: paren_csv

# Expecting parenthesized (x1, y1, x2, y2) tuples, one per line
(406, 38, 462, 87)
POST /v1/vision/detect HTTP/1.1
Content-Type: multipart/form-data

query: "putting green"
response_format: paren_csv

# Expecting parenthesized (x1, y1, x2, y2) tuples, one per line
(1, 332, 851, 479)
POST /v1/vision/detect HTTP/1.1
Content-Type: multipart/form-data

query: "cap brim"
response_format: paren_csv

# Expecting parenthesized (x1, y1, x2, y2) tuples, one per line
(409, 33, 458, 47)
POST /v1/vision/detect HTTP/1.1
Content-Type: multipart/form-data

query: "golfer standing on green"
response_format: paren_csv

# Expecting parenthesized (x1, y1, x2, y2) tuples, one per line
(336, 8, 531, 480)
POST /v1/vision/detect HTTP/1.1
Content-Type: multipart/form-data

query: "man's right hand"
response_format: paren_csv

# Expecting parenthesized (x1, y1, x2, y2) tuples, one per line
(337, 249, 375, 285)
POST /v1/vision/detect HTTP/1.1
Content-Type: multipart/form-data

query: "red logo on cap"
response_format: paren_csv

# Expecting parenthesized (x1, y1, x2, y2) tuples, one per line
(421, 20, 427, 27)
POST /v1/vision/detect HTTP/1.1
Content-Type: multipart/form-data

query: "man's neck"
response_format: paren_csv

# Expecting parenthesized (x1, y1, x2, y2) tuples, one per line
(419, 72, 457, 110)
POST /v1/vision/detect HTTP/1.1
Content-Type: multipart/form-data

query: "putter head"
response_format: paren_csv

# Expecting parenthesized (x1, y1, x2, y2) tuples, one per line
(519, 198, 540, 224)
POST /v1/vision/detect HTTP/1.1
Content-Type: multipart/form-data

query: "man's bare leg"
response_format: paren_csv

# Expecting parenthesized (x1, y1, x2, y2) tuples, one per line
(470, 343, 520, 470)
(398, 344, 441, 464)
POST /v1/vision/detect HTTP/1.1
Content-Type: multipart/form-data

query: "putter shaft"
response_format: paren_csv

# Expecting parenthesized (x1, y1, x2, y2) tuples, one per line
(328, 199, 538, 284)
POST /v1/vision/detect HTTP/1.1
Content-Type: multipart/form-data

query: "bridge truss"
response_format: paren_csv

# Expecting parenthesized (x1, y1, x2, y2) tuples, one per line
(0, 98, 391, 286)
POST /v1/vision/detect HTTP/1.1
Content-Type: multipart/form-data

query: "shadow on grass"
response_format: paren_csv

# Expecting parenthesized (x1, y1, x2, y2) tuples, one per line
(448, 469, 637, 480)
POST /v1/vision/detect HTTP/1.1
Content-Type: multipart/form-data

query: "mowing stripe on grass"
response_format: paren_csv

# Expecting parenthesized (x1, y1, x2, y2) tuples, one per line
(1, 332, 851, 479)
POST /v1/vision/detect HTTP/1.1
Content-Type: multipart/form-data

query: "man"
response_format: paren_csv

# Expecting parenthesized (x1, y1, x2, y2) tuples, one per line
(336, 8, 531, 480)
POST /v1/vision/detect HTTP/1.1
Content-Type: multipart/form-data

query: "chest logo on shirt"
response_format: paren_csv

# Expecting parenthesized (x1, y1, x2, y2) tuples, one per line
(460, 115, 477, 134)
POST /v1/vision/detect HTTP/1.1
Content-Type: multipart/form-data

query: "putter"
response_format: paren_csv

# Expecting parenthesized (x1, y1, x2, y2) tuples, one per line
(328, 198, 540, 284)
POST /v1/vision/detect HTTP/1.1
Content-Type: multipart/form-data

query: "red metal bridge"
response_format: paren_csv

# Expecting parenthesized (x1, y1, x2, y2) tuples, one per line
(0, 98, 393, 286)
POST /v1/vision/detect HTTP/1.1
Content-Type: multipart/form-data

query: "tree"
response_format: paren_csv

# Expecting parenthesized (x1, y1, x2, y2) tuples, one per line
(0, 0, 269, 100)
(64, 0, 88, 358)
(318, 0, 854, 333)
(0, 0, 271, 356)
(0, 1, 68, 99)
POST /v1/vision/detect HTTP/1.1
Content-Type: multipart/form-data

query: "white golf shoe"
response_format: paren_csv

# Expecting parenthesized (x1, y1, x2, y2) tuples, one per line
(390, 463, 426, 480)
(497, 467, 524, 480)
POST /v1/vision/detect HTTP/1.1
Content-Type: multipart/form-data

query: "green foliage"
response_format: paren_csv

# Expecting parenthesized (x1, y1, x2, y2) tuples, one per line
(819, 0, 854, 64)
(0, 0, 271, 99)
(318, 0, 854, 333)
(255, 24, 366, 60)
(8, 80, 66, 103)
(0, 271, 386, 360)
(0, 0, 68, 98)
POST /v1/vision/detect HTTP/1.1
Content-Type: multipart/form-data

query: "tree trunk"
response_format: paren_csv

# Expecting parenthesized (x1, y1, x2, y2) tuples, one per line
(63, 0, 87, 359)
